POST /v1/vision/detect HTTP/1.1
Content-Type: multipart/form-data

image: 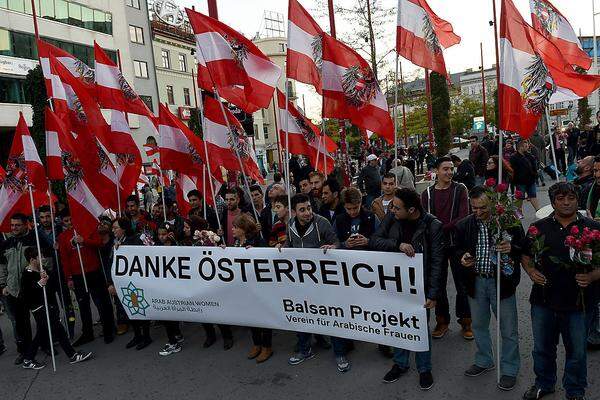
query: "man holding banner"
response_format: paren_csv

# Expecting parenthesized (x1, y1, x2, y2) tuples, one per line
(370, 188, 443, 390)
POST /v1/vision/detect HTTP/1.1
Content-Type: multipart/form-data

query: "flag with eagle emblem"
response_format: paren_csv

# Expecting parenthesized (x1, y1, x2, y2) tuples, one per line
(321, 34, 394, 144)
(529, 0, 591, 71)
(396, 0, 460, 77)
(500, 0, 600, 138)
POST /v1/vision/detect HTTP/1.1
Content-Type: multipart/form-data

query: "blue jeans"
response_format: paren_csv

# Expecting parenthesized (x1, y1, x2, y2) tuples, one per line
(531, 304, 593, 397)
(467, 276, 520, 377)
(588, 302, 600, 346)
(297, 333, 347, 357)
(393, 314, 432, 373)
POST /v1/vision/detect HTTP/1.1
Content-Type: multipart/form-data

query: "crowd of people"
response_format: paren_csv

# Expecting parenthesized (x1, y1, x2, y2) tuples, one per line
(0, 132, 599, 400)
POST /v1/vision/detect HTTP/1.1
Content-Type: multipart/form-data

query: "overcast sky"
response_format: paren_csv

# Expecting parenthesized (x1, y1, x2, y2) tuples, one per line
(175, 0, 596, 118)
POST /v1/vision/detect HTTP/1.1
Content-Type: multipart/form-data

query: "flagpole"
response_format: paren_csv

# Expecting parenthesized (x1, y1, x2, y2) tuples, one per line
(492, 0, 502, 384)
(284, 79, 293, 220)
(322, 120, 328, 178)
(400, 62, 408, 147)
(47, 185, 68, 330)
(314, 135, 322, 172)
(545, 107, 561, 183)
(190, 67, 209, 221)
(480, 42, 488, 136)
(272, 96, 284, 172)
(28, 185, 56, 372)
(394, 53, 399, 162)
(202, 166, 207, 220)
(424, 68, 435, 152)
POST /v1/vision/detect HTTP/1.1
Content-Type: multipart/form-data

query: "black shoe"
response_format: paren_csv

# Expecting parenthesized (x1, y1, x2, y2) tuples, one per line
(72, 335, 94, 347)
(22, 359, 46, 370)
(314, 335, 331, 349)
(0, 344, 6, 356)
(378, 344, 393, 359)
(126, 336, 140, 349)
(136, 337, 152, 350)
(382, 364, 408, 383)
(104, 335, 114, 344)
(419, 372, 434, 390)
(223, 337, 233, 350)
(203, 336, 216, 348)
(14, 354, 24, 365)
(498, 375, 517, 391)
(464, 364, 495, 377)
(523, 385, 554, 400)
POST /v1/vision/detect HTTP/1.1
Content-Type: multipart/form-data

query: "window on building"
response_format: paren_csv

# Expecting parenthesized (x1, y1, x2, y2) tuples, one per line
(263, 126, 269, 139)
(279, 43, 286, 52)
(11, 31, 36, 59)
(126, 0, 140, 9)
(8, 0, 25, 13)
(0, 29, 10, 55)
(0, 77, 26, 104)
(67, 2, 82, 27)
(166, 85, 174, 104)
(178, 53, 187, 72)
(39, 0, 54, 18)
(161, 49, 170, 69)
(183, 88, 191, 106)
(139, 95, 153, 112)
(129, 25, 144, 44)
(81, 6, 94, 30)
(133, 60, 148, 78)
(254, 124, 259, 140)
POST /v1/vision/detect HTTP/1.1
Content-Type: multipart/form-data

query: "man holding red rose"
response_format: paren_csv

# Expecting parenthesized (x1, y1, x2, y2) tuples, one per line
(521, 182, 600, 400)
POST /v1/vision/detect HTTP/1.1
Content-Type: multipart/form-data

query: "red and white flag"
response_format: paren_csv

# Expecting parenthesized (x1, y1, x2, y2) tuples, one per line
(175, 171, 215, 217)
(203, 96, 264, 183)
(0, 113, 49, 231)
(158, 104, 207, 177)
(321, 34, 394, 144)
(499, 0, 600, 138)
(276, 90, 334, 174)
(94, 42, 154, 118)
(287, 0, 324, 93)
(45, 116, 63, 181)
(185, 8, 281, 113)
(530, 0, 591, 70)
(46, 108, 106, 239)
(396, 0, 460, 77)
(144, 143, 159, 157)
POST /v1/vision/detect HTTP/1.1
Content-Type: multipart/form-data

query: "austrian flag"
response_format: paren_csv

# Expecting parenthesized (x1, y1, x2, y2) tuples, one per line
(499, 0, 600, 138)
(321, 35, 394, 144)
(185, 8, 281, 113)
(396, 0, 460, 77)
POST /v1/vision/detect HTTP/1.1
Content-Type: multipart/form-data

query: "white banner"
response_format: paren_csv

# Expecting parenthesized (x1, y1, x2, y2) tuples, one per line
(113, 246, 429, 351)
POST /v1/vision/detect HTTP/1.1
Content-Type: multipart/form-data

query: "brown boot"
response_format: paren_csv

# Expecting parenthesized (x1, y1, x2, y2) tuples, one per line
(247, 345, 261, 359)
(256, 347, 273, 363)
(431, 316, 449, 339)
(116, 324, 129, 336)
(459, 318, 474, 340)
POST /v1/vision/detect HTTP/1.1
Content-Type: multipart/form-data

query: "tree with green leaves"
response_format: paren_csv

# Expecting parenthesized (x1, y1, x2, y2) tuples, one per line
(429, 71, 451, 155)
(577, 96, 592, 129)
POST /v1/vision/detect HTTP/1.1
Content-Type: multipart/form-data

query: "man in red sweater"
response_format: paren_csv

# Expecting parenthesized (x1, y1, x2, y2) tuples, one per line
(57, 210, 115, 346)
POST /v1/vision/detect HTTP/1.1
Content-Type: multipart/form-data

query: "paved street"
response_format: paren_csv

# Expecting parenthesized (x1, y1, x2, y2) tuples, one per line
(1, 185, 599, 400)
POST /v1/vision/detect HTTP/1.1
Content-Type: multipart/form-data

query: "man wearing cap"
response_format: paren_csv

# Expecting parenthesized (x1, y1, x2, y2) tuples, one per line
(358, 154, 382, 209)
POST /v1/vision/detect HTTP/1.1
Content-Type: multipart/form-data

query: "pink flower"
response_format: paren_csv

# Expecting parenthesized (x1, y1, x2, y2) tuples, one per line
(574, 239, 583, 251)
(495, 204, 505, 215)
(565, 235, 576, 247)
(528, 226, 540, 237)
(570, 226, 580, 236)
(495, 183, 509, 193)
(514, 190, 524, 199)
(485, 178, 496, 187)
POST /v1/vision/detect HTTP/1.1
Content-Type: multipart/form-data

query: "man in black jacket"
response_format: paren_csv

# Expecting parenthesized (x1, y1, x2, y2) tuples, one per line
(370, 188, 444, 390)
(510, 140, 540, 211)
(187, 189, 219, 230)
(335, 187, 376, 250)
(358, 154, 382, 208)
(259, 184, 285, 240)
(454, 186, 523, 391)
(318, 178, 345, 224)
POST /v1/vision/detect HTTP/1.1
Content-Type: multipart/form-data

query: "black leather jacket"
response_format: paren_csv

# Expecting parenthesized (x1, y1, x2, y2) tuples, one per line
(369, 212, 445, 301)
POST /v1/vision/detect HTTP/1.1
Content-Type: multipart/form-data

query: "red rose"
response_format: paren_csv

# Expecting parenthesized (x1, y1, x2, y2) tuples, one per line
(495, 204, 505, 215)
(485, 178, 496, 187)
(593, 230, 600, 241)
(565, 235, 576, 247)
(570, 226, 580, 236)
(514, 190, 524, 199)
(527, 226, 539, 237)
(495, 183, 509, 193)
(574, 239, 583, 250)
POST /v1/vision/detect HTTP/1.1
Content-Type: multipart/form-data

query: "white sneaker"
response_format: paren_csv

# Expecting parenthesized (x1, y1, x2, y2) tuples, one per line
(70, 351, 93, 364)
(336, 356, 351, 373)
(22, 360, 46, 370)
(158, 343, 182, 356)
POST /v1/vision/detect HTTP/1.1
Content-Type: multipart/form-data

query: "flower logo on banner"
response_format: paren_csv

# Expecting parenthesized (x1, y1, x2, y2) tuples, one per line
(227, 125, 252, 160)
(61, 150, 84, 192)
(341, 65, 378, 108)
(532, 0, 559, 36)
(2, 153, 27, 193)
(121, 282, 150, 316)
(73, 59, 95, 85)
(422, 14, 442, 54)
(117, 73, 137, 101)
(521, 54, 556, 116)
(223, 34, 248, 68)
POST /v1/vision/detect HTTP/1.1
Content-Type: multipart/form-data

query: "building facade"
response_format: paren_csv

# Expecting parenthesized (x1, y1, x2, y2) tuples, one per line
(458, 67, 497, 102)
(0, 0, 160, 154)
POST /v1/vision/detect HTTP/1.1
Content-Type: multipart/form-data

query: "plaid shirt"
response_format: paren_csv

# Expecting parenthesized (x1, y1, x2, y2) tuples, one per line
(475, 220, 493, 276)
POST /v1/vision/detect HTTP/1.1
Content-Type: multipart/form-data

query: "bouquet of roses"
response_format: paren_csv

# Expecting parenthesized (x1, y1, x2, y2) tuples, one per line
(526, 225, 548, 264)
(550, 226, 600, 308)
(193, 230, 221, 246)
(484, 178, 524, 276)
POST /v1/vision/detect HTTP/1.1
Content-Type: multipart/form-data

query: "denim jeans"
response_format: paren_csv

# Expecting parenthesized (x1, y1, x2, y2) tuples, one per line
(587, 302, 600, 346)
(467, 276, 520, 377)
(392, 313, 432, 373)
(531, 304, 593, 397)
(297, 333, 347, 357)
